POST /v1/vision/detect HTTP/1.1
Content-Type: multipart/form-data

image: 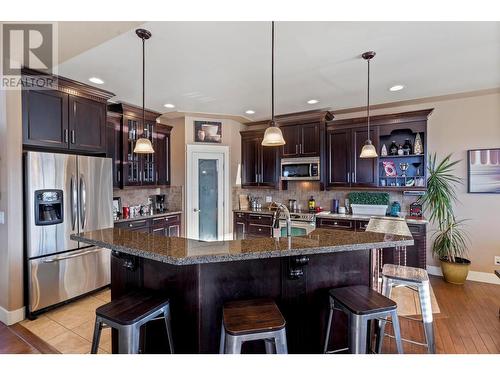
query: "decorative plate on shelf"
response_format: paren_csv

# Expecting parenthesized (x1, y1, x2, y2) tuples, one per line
(383, 161, 397, 177)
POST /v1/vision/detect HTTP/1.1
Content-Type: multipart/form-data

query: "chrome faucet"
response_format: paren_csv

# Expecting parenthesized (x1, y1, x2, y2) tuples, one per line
(272, 202, 292, 237)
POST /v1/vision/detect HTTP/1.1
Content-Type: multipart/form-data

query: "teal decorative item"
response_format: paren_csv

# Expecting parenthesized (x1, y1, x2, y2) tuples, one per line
(390, 201, 401, 217)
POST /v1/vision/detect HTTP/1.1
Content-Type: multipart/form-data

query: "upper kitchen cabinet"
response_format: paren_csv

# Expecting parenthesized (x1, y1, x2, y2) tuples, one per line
(22, 69, 114, 153)
(281, 122, 321, 158)
(240, 130, 279, 189)
(107, 103, 169, 188)
(326, 109, 432, 190)
(155, 123, 173, 186)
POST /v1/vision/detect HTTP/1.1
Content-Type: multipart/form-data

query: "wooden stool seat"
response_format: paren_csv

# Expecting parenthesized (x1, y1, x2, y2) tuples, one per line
(96, 290, 170, 325)
(329, 285, 397, 315)
(223, 299, 285, 336)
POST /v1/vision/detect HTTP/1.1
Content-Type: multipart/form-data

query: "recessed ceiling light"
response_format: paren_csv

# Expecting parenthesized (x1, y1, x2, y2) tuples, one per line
(89, 77, 104, 85)
(163, 103, 175, 109)
(389, 84, 405, 92)
(245, 110, 255, 115)
(307, 99, 319, 104)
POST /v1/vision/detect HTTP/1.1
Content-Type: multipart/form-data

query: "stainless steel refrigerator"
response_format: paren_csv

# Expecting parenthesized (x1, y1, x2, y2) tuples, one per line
(25, 151, 113, 316)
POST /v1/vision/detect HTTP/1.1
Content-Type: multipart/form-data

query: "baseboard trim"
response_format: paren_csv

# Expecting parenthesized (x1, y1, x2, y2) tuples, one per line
(427, 265, 500, 285)
(0, 305, 25, 326)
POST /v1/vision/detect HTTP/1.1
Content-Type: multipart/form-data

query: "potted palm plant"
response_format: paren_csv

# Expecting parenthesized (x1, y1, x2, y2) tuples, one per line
(419, 154, 470, 284)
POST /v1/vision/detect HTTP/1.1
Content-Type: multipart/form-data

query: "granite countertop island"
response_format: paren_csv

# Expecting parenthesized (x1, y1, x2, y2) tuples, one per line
(72, 226, 413, 354)
(71, 227, 413, 265)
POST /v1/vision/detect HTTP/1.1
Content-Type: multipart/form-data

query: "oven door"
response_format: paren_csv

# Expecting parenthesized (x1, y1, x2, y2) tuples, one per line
(278, 220, 316, 237)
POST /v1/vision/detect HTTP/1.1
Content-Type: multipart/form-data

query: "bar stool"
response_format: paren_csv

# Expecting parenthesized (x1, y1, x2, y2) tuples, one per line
(219, 299, 288, 354)
(323, 285, 403, 354)
(376, 264, 435, 354)
(91, 290, 174, 354)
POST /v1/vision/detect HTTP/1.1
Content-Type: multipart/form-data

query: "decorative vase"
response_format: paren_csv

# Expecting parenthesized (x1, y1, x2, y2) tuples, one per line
(414, 133, 423, 155)
(381, 144, 388, 156)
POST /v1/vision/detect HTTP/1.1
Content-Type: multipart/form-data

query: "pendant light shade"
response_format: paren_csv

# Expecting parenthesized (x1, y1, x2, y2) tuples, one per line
(359, 51, 377, 159)
(262, 22, 285, 147)
(134, 28, 154, 154)
(134, 137, 155, 154)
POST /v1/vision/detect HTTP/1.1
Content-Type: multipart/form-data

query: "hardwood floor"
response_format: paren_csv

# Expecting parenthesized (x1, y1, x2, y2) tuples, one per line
(1, 277, 498, 354)
(0, 322, 59, 354)
(381, 276, 500, 354)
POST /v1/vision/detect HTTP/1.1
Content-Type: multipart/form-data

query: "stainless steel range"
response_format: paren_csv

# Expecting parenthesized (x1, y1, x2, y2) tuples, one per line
(278, 211, 316, 236)
(24, 151, 113, 317)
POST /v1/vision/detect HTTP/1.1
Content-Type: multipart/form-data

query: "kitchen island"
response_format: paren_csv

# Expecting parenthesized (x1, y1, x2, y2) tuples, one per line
(72, 227, 413, 354)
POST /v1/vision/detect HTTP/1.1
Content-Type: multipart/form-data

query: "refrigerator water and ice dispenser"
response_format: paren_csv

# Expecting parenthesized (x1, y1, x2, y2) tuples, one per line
(34, 189, 64, 225)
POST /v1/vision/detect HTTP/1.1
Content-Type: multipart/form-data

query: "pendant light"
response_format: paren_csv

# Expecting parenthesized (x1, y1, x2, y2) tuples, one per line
(134, 28, 155, 154)
(262, 21, 286, 147)
(359, 51, 378, 159)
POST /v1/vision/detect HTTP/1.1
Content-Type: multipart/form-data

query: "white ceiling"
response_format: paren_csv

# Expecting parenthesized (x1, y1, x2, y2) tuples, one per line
(58, 21, 500, 120)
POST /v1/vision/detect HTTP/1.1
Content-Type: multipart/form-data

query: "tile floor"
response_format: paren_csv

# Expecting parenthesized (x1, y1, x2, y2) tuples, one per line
(20, 288, 111, 354)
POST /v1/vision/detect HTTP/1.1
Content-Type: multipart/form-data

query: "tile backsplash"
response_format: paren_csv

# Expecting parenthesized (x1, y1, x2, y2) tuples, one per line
(114, 185, 184, 212)
(233, 181, 419, 215)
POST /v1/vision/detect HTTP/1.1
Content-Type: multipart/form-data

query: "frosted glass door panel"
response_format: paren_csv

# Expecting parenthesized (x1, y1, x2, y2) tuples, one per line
(198, 159, 218, 241)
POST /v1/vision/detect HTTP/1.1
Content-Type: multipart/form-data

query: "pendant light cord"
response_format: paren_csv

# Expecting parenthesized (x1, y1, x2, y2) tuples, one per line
(367, 57, 370, 142)
(142, 36, 146, 132)
(271, 21, 275, 125)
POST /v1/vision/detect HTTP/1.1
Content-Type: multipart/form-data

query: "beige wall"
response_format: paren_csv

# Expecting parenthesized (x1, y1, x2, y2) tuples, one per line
(333, 91, 500, 273)
(0, 86, 24, 320)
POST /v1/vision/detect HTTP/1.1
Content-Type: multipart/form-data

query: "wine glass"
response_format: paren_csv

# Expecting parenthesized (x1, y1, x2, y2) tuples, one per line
(399, 162, 409, 177)
(412, 162, 422, 176)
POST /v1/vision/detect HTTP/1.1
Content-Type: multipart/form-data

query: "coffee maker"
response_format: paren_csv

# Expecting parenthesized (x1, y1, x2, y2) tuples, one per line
(153, 194, 166, 213)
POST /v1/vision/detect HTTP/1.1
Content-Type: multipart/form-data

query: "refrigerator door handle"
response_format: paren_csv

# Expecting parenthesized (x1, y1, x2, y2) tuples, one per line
(80, 174, 87, 230)
(71, 175, 77, 231)
(42, 248, 101, 263)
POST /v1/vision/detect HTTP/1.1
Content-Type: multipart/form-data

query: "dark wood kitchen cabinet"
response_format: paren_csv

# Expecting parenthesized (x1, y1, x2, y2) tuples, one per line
(107, 103, 171, 188)
(326, 126, 378, 188)
(22, 69, 114, 153)
(115, 213, 181, 237)
(316, 217, 427, 269)
(326, 109, 432, 191)
(240, 130, 279, 189)
(106, 112, 123, 188)
(281, 123, 321, 158)
(155, 123, 172, 186)
(233, 211, 274, 239)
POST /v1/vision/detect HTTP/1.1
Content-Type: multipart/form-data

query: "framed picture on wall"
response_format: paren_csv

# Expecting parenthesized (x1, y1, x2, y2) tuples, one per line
(467, 148, 500, 193)
(194, 121, 222, 143)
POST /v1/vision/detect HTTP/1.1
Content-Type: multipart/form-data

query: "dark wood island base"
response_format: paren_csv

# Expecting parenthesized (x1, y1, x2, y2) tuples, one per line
(111, 249, 372, 354)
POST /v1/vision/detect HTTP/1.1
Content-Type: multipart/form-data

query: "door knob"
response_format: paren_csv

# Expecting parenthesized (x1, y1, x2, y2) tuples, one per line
(193, 208, 201, 212)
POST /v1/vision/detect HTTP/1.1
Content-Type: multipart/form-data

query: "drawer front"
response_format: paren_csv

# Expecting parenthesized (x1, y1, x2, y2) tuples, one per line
(234, 212, 247, 220)
(248, 223, 273, 236)
(247, 213, 274, 225)
(356, 220, 370, 231)
(317, 218, 354, 230)
(408, 224, 425, 235)
(152, 214, 181, 228)
(115, 219, 149, 230)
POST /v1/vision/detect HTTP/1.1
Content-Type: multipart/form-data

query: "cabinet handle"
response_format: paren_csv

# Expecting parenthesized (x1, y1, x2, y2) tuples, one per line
(71, 130, 75, 144)
(352, 172, 355, 183)
(64, 129, 68, 143)
(156, 171, 159, 183)
(295, 144, 298, 155)
(347, 173, 350, 183)
(117, 170, 121, 183)
(300, 144, 303, 154)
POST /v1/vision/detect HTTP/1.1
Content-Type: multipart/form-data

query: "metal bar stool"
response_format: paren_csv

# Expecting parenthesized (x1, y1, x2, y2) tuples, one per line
(323, 285, 403, 354)
(219, 299, 288, 354)
(376, 264, 435, 354)
(91, 290, 174, 354)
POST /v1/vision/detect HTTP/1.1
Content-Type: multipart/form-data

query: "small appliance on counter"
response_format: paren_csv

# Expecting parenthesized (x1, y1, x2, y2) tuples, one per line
(153, 194, 166, 213)
(390, 201, 401, 217)
(281, 157, 320, 180)
(288, 199, 297, 212)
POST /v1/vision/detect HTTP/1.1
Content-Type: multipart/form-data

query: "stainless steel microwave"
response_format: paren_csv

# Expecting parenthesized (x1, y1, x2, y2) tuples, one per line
(281, 157, 320, 180)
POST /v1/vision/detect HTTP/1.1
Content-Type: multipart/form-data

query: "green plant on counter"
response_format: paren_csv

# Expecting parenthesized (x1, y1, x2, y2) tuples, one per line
(418, 153, 469, 263)
(348, 192, 390, 206)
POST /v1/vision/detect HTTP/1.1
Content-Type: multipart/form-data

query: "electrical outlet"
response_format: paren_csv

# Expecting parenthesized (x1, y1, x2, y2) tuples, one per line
(0, 211, 4, 224)
(265, 196, 272, 203)
(495, 256, 500, 266)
